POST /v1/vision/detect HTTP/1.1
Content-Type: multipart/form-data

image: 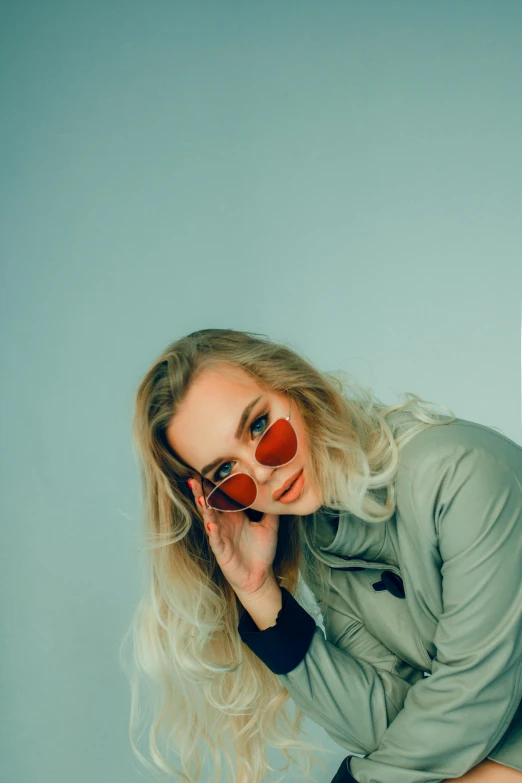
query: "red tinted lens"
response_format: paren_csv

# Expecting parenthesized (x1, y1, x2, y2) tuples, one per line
(255, 418, 297, 467)
(207, 473, 257, 512)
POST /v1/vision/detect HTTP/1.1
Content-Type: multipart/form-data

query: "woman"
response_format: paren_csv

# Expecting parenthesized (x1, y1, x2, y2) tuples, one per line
(120, 328, 522, 783)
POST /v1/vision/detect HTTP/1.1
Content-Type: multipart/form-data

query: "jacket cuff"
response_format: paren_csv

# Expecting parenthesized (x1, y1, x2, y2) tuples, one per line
(237, 586, 316, 675)
(330, 756, 358, 782)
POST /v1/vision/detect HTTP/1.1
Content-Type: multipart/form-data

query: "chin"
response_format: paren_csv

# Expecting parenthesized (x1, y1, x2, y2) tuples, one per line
(297, 497, 323, 516)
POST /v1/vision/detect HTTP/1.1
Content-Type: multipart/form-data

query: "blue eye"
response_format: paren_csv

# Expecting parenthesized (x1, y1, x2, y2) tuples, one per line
(213, 412, 270, 482)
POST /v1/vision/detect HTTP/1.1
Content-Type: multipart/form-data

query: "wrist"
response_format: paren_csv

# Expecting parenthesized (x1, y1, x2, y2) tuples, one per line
(236, 578, 282, 630)
(236, 573, 278, 601)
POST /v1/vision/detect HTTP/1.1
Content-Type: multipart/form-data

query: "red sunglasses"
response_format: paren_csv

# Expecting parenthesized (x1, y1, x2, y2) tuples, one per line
(199, 403, 298, 513)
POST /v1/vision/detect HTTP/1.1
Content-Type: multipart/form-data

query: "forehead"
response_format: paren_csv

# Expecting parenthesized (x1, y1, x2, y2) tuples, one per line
(165, 364, 264, 457)
(185, 363, 261, 409)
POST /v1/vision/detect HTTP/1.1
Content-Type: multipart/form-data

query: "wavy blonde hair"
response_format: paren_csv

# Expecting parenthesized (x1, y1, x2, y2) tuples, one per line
(119, 328, 456, 783)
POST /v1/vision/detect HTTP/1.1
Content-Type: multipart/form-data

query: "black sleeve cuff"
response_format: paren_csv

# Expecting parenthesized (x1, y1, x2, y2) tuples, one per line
(237, 586, 317, 675)
(330, 756, 358, 782)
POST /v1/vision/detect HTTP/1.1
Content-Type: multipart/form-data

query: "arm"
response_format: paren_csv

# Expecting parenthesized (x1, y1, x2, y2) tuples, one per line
(238, 444, 522, 783)
(238, 579, 426, 759)
(239, 583, 522, 783)
(236, 577, 283, 630)
(348, 445, 522, 783)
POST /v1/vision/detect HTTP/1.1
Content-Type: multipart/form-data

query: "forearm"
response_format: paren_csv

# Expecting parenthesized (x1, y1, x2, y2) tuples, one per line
(444, 759, 522, 782)
(237, 590, 522, 783)
(236, 577, 283, 630)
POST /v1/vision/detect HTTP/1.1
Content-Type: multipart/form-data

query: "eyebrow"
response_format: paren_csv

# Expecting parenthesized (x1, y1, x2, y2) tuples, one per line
(200, 395, 264, 478)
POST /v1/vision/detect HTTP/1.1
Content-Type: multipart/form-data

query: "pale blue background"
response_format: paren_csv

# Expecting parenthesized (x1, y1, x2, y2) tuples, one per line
(1, 1, 521, 781)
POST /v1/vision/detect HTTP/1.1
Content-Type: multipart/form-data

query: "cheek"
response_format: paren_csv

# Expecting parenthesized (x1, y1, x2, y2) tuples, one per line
(298, 426, 308, 453)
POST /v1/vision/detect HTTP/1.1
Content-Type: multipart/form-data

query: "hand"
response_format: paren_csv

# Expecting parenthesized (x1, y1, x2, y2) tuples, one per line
(188, 476, 280, 597)
(444, 759, 522, 781)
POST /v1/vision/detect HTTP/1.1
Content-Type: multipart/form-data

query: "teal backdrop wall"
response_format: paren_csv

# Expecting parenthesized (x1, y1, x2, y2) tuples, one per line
(1, 1, 521, 781)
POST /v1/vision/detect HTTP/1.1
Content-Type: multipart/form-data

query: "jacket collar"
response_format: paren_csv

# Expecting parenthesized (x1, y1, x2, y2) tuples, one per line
(302, 488, 400, 570)
(301, 409, 419, 571)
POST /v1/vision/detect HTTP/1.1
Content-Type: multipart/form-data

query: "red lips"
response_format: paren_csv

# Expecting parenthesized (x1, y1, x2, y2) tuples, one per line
(273, 468, 302, 501)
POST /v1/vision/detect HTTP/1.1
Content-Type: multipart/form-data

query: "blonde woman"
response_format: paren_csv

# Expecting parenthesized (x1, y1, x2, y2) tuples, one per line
(120, 328, 522, 783)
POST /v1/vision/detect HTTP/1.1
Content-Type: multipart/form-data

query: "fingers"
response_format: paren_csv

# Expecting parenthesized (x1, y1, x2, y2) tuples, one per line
(188, 477, 214, 535)
(187, 476, 207, 509)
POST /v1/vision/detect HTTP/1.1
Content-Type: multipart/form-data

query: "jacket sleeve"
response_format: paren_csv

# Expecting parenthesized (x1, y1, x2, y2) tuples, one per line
(238, 579, 426, 775)
(348, 444, 522, 783)
(239, 444, 522, 783)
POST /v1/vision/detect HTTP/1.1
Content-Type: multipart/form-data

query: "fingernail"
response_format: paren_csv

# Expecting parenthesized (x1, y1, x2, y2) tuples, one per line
(187, 479, 193, 489)
(207, 523, 211, 532)
(198, 496, 204, 507)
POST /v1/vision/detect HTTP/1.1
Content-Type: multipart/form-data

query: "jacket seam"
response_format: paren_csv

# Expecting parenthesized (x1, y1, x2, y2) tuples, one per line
(382, 687, 404, 716)
(367, 550, 434, 670)
(372, 527, 388, 562)
(401, 481, 444, 670)
(406, 475, 440, 610)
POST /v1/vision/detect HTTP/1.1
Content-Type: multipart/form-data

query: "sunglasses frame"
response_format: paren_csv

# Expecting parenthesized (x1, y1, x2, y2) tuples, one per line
(199, 401, 299, 513)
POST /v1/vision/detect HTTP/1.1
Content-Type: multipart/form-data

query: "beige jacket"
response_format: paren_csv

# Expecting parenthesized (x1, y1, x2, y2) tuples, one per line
(238, 410, 522, 782)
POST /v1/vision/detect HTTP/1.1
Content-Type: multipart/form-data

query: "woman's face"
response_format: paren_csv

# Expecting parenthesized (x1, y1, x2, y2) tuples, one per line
(166, 363, 324, 516)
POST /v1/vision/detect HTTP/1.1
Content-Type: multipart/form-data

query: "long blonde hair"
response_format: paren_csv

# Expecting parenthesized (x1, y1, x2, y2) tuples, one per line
(119, 328, 456, 783)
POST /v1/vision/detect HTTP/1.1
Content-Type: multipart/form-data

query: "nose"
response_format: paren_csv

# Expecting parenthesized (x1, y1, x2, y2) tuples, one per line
(247, 459, 276, 485)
